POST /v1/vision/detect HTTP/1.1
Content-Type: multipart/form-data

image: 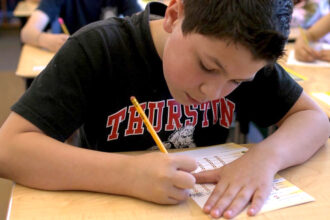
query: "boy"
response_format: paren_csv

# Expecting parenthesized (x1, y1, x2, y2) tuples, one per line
(21, 0, 142, 52)
(0, 0, 329, 219)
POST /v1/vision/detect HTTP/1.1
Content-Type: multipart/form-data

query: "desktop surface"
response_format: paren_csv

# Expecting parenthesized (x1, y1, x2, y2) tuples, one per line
(8, 140, 330, 220)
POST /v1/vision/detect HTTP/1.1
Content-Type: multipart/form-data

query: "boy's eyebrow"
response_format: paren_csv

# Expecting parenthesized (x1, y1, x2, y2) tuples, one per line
(205, 54, 256, 82)
(205, 54, 228, 74)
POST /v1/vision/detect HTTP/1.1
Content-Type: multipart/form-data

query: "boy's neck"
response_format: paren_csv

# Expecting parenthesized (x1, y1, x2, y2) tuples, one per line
(149, 19, 168, 60)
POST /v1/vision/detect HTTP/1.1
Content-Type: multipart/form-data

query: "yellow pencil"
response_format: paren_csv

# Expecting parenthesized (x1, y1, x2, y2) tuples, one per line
(130, 96, 168, 154)
(58, 17, 70, 35)
(299, 27, 309, 45)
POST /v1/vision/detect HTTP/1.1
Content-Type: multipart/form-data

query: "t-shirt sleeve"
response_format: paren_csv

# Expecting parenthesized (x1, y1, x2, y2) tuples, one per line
(37, 0, 64, 22)
(229, 63, 303, 128)
(11, 37, 95, 142)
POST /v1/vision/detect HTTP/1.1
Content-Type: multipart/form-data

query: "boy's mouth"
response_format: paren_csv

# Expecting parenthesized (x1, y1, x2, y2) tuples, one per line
(186, 93, 202, 105)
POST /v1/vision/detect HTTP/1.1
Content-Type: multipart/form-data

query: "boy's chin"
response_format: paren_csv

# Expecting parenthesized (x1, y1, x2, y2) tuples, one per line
(171, 96, 190, 106)
(170, 91, 200, 105)
(174, 97, 200, 106)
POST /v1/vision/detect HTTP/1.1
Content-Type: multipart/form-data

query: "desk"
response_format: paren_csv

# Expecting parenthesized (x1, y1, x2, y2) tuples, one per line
(280, 43, 330, 117)
(8, 139, 330, 219)
(13, 0, 38, 17)
(16, 44, 54, 78)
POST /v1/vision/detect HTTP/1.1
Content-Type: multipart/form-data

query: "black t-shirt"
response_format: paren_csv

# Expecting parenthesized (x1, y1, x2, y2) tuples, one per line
(12, 2, 302, 152)
(38, 0, 142, 34)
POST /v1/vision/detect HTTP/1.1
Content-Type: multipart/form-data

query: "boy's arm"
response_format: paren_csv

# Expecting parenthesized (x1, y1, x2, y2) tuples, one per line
(245, 91, 329, 212)
(194, 91, 329, 219)
(21, 10, 69, 52)
(0, 112, 197, 204)
(264, 91, 329, 170)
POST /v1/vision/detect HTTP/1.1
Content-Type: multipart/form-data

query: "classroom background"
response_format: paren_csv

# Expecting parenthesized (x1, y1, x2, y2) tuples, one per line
(0, 0, 24, 129)
(0, 1, 329, 219)
(0, 0, 329, 143)
(0, 0, 328, 140)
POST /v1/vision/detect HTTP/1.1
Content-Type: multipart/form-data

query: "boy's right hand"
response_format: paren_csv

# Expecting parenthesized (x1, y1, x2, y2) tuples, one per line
(125, 152, 197, 204)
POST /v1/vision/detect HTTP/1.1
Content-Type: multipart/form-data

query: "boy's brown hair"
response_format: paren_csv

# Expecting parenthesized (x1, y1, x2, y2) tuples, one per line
(181, 0, 293, 63)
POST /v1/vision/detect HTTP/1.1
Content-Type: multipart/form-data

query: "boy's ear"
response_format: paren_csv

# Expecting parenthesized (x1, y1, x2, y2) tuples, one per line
(163, 0, 184, 33)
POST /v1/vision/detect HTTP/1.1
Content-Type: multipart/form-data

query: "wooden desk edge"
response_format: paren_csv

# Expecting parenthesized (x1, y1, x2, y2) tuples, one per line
(13, 1, 38, 17)
(16, 44, 55, 78)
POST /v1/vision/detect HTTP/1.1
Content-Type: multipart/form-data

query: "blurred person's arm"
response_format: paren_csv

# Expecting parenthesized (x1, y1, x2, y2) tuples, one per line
(306, 13, 330, 62)
(294, 13, 330, 62)
(305, 13, 330, 42)
(21, 10, 69, 52)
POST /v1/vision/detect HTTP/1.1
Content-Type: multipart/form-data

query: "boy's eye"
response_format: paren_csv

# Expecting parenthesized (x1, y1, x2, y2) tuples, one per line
(231, 80, 242, 86)
(199, 61, 215, 73)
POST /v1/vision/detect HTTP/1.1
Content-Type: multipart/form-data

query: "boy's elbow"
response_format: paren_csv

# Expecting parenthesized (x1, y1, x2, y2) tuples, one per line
(0, 113, 40, 179)
(324, 112, 330, 137)
(0, 130, 13, 179)
(314, 108, 330, 144)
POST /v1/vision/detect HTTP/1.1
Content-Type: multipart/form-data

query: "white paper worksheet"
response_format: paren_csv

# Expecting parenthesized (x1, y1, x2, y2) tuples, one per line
(174, 143, 315, 214)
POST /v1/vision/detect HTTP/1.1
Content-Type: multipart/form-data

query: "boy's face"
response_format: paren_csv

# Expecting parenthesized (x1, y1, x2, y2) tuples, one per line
(162, 21, 267, 105)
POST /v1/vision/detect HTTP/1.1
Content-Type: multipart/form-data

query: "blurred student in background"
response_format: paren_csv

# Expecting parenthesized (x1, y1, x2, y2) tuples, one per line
(291, 0, 329, 29)
(21, 0, 142, 52)
(294, 13, 330, 62)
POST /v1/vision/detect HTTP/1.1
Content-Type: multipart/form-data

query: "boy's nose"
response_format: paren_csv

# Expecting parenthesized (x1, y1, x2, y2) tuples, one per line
(199, 81, 224, 101)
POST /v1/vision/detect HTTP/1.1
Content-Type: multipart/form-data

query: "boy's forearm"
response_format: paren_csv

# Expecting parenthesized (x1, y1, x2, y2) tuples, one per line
(256, 109, 329, 171)
(0, 131, 133, 195)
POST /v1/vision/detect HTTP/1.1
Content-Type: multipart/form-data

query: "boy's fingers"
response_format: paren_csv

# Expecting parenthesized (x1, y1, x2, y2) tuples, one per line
(222, 187, 254, 219)
(209, 186, 241, 218)
(163, 196, 181, 205)
(193, 169, 219, 184)
(168, 187, 191, 202)
(173, 155, 197, 172)
(203, 182, 228, 214)
(172, 170, 196, 189)
(247, 188, 269, 216)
